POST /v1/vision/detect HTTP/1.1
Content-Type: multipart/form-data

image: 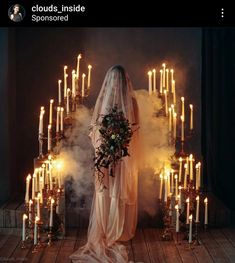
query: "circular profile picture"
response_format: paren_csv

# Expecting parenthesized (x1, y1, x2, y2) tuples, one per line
(8, 4, 26, 22)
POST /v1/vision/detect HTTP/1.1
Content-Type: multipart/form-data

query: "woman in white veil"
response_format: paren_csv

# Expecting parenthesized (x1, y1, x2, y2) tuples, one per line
(70, 65, 139, 263)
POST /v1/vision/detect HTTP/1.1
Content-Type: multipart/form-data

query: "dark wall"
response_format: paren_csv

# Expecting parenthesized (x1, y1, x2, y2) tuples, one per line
(3, 28, 202, 198)
(202, 28, 235, 216)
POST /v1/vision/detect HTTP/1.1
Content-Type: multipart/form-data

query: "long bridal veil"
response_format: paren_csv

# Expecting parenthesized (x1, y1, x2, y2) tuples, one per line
(70, 65, 139, 263)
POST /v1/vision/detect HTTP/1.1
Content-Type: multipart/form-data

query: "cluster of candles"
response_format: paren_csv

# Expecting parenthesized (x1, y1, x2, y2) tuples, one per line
(60, 54, 92, 110)
(147, 63, 194, 141)
(38, 53, 92, 154)
(158, 156, 208, 243)
(22, 154, 63, 246)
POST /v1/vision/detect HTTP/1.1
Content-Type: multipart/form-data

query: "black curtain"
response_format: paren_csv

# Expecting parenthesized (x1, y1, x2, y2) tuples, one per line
(202, 28, 235, 218)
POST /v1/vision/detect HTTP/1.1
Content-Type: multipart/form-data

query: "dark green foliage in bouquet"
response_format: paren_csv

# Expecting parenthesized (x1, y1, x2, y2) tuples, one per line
(94, 106, 133, 182)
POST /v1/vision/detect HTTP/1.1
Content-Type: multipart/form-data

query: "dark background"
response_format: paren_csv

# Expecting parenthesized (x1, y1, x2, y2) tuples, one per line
(0, 27, 235, 222)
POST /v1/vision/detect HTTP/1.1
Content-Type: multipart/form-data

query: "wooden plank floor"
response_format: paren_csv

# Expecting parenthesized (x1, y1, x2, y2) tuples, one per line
(0, 228, 234, 262)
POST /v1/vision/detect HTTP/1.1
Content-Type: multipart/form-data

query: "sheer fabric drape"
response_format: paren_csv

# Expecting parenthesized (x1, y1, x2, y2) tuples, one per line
(70, 65, 139, 263)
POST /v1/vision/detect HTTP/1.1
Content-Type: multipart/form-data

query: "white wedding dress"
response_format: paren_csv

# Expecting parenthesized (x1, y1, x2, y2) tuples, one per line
(70, 65, 139, 262)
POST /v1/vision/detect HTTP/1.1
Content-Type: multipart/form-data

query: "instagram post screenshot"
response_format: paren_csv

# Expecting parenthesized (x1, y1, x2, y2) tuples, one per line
(0, 2, 235, 262)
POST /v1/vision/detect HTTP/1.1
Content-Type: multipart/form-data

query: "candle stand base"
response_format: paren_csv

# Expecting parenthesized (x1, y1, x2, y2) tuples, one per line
(193, 222, 201, 246)
(161, 228, 173, 241)
(21, 241, 26, 249)
(175, 232, 181, 245)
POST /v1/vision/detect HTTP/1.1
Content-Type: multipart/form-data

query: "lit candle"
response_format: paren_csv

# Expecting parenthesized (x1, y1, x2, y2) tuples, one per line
(49, 168, 53, 191)
(162, 63, 166, 88)
(189, 154, 193, 180)
(160, 69, 163, 94)
(82, 73, 86, 97)
(204, 197, 208, 225)
(56, 107, 60, 133)
(198, 162, 201, 189)
(186, 197, 190, 224)
(58, 80, 62, 105)
(49, 99, 54, 125)
(148, 71, 152, 95)
(189, 214, 193, 243)
(159, 173, 163, 200)
(173, 112, 177, 140)
(195, 164, 199, 190)
(152, 69, 156, 93)
(32, 174, 35, 200)
(172, 80, 176, 104)
(178, 186, 182, 209)
(175, 204, 179, 232)
(87, 65, 92, 89)
(179, 157, 182, 182)
(184, 163, 188, 188)
(64, 66, 68, 98)
(171, 104, 175, 116)
(49, 198, 55, 227)
(66, 88, 70, 114)
(22, 214, 28, 241)
(60, 107, 64, 132)
(39, 177, 43, 204)
(190, 104, 193, 130)
(29, 199, 33, 223)
(164, 175, 168, 202)
(166, 68, 169, 91)
(168, 108, 172, 132)
(34, 216, 39, 245)
(36, 194, 41, 220)
(181, 115, 184, 141)
(72, 70, 76, 98)
(164, 89, 168, 116)
(175, 174, 178, 197)
(170, 69, 174, 92)
(196, 196, 200, 223)
(76, 54, 82, 80)
(48, 124, 52, 152)
(25, 174, 31, 203)
(39, 107, 45, 135)
(171, 170, 174, 194)
(181, 97, 185, 121)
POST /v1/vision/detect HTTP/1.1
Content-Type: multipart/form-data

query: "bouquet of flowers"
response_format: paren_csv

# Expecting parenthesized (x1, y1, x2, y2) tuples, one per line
(94, 106, 134, 182)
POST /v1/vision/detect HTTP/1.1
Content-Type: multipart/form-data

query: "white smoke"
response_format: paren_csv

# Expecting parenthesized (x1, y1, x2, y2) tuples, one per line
(135, 89, 174, 220)
(59, 106, 94, 211)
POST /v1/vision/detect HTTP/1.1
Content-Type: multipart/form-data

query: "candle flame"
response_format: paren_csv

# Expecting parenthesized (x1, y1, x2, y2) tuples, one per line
(26, 174, 31, 180)
(171, 104, 174, 109)
(198, 162, 201, 167)
(166, 68, 169, 72)
(170, 69, 174, 73)
(189, 154, 193, 160)
(152, 68, 156, 73)
(189, 214, 193, 220)
(162, 63, 166, 67)
(64, 65, 68, 70)
(174, 174, 178, 179)
(160, 173, 163, 179)
(37, 193, 41, 198)
(164, 89, 167, 94)
(169, 107, 172, 112)
(88, 64, 92, 69)
(186, 197, 190, 203)
(196, 195, 199, 201)
(51, 198, 55, 204)
(35, 216, 39, 222)
(48, 154, 52, 160)
(181, 97, 184, 102)
(175, 204, 179, 210)
(180, 115, 184, 121)
(58, 79, 62, 84)
(78, 54, 82, 59)
(147, 71, 152, 76)
(204, 197, 208, 203)
(48, 124, 51, 130)
(57, 107, 61, 111)
(40, 106, 44, 111)
(179, 186, 182, 190)
(179, 157, 182, 162)
(173, 113, 177, 118)
(172, 80, 175, 84)
(60, 107, 64, 112)
(50, 99, 54, 104)
(23, 214, 28, 220)
(29, 199, 33, 205)
(160, 69, 163, 73)
(82, 73, 86, 78)
(184, 163, 188, 169)
(190, 104, 193, 109)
